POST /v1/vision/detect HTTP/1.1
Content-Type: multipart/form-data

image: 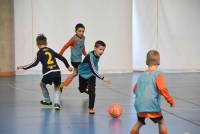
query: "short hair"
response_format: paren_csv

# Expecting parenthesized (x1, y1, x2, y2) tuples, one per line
(36, 34, 47, 45)
(94, 40, 106, 48)
(75, 23, 85, 31)
(146, 50, 160, 66)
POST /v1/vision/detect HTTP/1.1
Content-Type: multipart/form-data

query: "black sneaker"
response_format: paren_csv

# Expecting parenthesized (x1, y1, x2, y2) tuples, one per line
(40, 100, 52, 105)
(54, 103, 61, 110)
(59, 82, 64, 93)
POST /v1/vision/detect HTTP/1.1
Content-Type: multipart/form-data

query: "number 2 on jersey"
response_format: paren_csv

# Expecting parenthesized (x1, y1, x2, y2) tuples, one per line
(45, 52, 54, 65)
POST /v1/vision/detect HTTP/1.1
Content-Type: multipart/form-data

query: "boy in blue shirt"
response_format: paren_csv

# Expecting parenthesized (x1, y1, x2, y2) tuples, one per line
(78, 40, 111, 114)
(130, 50, 175, 134)
(59, 23, 87, 91)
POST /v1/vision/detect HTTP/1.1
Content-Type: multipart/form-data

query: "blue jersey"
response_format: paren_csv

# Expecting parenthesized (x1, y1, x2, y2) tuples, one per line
(59, 35, 86, 62)
(78, 51, 104, 80)
(134, 71, 162, 112)
(71, 35, 85, 62)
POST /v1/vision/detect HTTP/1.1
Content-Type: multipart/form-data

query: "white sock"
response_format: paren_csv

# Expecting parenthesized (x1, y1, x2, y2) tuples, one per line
(54, 90, 61, 104)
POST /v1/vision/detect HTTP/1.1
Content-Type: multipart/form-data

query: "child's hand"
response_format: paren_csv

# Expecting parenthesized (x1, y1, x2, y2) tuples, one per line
(103, 76, 111, 84)
(170, 102, 175, 107)
(67, 66, 73, 72)
(17, 66, 24, 70)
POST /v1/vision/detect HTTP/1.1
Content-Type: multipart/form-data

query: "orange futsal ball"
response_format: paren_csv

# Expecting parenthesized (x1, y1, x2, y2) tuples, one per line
(108, 103, 123, 118)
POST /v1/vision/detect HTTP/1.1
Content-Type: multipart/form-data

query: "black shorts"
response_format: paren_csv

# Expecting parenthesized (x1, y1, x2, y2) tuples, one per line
(137, 115, 163, 125)
(42, 71, 61, 86)
(78, 75, 96, 93)
(71, 62, 81, 69)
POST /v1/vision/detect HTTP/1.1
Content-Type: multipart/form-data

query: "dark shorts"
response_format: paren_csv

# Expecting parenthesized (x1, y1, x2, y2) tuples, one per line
(71, 62, 81, 69)
(78, 75, 96, 93)
(137, 115, 163, 125)
(42, 71, 61, 86)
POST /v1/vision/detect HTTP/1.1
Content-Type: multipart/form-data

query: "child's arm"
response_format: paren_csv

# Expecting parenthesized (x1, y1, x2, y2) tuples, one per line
(88, 55, 111, 83)
(53, 50, 72, 71)
(17, 55, 39, 70)
(59, 38, 76, 55)
(156, 73, 175, 106)
(88, 54, 104, 80)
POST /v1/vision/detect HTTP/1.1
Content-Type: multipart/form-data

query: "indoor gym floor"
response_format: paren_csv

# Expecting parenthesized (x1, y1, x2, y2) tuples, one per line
(0, 72, 200, 134)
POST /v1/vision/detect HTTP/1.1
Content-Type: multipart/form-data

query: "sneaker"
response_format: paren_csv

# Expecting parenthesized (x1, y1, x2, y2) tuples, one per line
(54, 103, 61, 110)
(89, 109, 95, 114)
(59, 82, 64, 93)
(40, 100, 52, 105)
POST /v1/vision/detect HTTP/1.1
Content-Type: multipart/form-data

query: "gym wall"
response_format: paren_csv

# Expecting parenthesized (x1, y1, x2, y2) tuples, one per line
(15, 0, 132, 75)
(133, 0, 200, 71)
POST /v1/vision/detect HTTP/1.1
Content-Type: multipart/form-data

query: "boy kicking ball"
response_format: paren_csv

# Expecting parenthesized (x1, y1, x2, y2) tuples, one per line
(78, 40, 111, 114)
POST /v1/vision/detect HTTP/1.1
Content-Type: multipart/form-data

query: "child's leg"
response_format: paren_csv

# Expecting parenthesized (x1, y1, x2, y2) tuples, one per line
(53, 72, 62, 105)
(40, 82, 51, 102)
(130, 116, 144, 134)
(78, 75, 88, 93)
(158, 119, 168, 134)
(130, 121, 142, 134)
(87, 77, 96, 111)
(63, 68, 78, 87)
(54, 85, 61, 105)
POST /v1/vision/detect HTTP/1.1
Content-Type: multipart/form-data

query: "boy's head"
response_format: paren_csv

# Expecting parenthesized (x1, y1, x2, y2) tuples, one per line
(36, 34, 47, 47)
(75, 23, 85, 38)
(94, 40, 106, 57)
(146, 50, 160, 67)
